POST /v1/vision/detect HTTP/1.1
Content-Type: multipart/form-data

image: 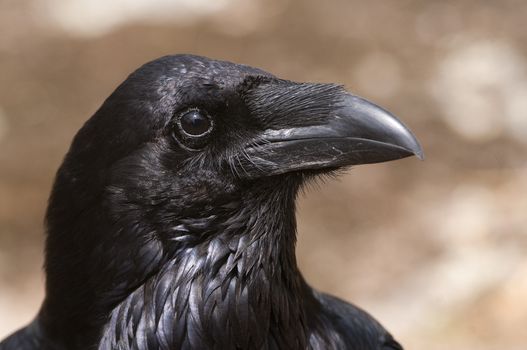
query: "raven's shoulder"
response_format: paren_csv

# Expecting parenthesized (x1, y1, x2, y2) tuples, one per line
(312, 291, 403, 350)
(0, 320, 64, 350)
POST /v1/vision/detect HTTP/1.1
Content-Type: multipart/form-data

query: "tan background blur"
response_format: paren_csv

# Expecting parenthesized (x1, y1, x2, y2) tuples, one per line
(1, 0, 527, 349)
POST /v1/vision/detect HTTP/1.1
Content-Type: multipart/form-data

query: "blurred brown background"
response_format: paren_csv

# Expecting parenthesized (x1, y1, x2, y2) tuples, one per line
(1, 0, 527, 349)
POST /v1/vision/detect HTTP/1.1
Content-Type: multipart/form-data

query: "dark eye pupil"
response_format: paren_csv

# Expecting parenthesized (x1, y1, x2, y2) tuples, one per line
(180, 110, 211, 136)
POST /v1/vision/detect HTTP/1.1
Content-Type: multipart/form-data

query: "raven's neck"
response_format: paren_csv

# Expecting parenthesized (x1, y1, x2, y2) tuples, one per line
(98, 181, 317, 349)
(41, 180, 323, 349)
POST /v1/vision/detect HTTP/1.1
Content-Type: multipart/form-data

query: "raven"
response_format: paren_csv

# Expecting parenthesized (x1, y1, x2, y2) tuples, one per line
(1, 55, 422, 350)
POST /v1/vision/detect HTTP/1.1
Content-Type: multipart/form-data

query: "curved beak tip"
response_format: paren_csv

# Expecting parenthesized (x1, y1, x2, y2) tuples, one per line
(414, 147, 425, 161)
(398, 130, 424, 161)
(340, 94, 424, 162)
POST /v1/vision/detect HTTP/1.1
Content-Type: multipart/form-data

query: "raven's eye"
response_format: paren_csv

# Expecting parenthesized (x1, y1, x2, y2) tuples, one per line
(179, 110, 213, 136)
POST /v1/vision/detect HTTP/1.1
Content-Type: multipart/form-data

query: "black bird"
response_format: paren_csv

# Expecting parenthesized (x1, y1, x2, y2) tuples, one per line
(1, 55, 422, 350)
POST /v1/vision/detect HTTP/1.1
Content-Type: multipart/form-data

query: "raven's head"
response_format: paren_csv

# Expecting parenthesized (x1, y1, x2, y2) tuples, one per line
(41, 54, 421, 347)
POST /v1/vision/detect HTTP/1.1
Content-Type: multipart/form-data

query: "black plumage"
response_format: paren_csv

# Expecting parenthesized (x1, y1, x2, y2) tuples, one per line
(0, 55, 421, 350)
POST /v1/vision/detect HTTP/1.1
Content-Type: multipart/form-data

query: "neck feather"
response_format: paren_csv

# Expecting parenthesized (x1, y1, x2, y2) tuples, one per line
(99, 180, 315, 349)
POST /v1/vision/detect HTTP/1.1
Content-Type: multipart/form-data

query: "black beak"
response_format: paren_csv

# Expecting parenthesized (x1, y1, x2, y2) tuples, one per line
(242, 92, 423, 178)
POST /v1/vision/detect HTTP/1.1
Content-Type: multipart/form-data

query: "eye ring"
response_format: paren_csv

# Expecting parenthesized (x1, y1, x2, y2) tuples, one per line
(176, 109, 214, 137)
